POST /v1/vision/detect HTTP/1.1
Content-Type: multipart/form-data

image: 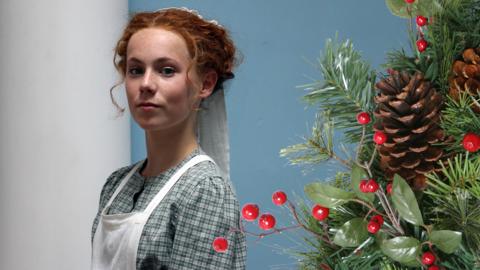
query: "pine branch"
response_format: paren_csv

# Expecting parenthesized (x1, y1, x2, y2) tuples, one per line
(299, 37, 377, 144)
(426, 0, 480, 92)
(440, 94, 480, 154)
(280, 111, 350, 168)
(385, 0, 480, 94)
(439, 244, 480, 270)
(425, 153, 480, 254)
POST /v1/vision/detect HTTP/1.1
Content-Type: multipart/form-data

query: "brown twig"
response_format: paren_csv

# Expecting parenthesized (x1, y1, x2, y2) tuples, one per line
(351, 199, 385, 217)
(376, 187, 404, 235)
(368, 147, 377, 168)
(331, 152, 351, 168)
(287, 201, 336, 247)
(229, 201, 337, 248)
(356, 125, 366, 162)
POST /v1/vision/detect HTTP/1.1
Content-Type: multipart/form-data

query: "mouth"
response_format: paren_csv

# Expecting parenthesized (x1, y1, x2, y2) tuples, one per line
(138, 102, 161, 111)
(138, 102, 161, 107)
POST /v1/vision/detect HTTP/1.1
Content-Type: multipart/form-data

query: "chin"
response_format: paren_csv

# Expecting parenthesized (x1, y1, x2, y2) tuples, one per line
(137, 122, 165, 131)
(134, 117, 163, 130)
(133, 114, 192, 133)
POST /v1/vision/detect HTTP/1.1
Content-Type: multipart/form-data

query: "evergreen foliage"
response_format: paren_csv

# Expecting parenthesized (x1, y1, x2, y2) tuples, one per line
(441, 94, 480, 153)
(385, 0, 480, 92)
(425, 154, 480, 260)
(278, 1, 480, 269)
(280, 111, 339, 167)
(299, 38, 377, 144)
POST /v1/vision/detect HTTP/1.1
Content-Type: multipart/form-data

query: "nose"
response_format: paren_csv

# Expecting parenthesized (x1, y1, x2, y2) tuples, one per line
(140, 68, 156, 93)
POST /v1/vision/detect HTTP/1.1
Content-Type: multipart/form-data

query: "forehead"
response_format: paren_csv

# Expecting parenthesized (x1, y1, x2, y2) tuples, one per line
(126, 28, 191, 62)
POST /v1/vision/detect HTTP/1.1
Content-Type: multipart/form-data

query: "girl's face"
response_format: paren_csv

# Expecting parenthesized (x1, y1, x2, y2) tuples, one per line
(125, 28, 211, 132)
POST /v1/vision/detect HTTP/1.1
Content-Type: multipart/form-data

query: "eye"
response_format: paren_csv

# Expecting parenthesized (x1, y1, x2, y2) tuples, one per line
(128, 67, 144, 76)
(160, 66, 176, 77)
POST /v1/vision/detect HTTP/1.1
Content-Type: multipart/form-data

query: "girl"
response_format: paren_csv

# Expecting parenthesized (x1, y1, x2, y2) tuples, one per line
(91, 8, 246, 270)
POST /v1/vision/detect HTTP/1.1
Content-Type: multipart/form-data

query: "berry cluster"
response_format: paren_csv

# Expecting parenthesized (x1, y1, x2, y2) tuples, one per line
(359, 179, 379, 193)
(312, 204, 330, 221)
(422, 251, 443, 269)
(212, 190, 333, 253)
(356, 112, 370, 125)
(386, 182, 393, 194)
(463, 132, 480, 152)
(404, 0, 430, 52)
(367, 214, 384, 234)
(356, 112, 388, 145)
(239, 191, 289, 232)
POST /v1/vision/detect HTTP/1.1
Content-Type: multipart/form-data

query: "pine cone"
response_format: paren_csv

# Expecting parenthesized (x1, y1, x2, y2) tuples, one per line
(374, 71, 446, 190)
(449, 47, 480, 113)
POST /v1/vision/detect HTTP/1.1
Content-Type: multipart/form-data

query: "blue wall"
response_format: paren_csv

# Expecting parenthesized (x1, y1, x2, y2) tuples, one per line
(129, 1, 405, 269)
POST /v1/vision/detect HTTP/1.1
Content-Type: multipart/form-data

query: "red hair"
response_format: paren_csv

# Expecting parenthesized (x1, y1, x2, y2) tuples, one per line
(110, 8, 238, 113)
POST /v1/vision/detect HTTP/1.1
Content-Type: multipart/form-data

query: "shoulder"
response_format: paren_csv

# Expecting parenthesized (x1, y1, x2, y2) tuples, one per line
(182, 158, 232, 195)
(177, 158, 239, 213)
(98, 160, 143, 208)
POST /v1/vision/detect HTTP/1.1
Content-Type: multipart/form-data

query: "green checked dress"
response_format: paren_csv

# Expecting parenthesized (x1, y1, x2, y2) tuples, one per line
(91, 147, 247, 269)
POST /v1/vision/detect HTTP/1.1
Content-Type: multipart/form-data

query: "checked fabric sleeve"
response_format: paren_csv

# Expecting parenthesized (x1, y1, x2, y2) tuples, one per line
(168, 176, 246, 269)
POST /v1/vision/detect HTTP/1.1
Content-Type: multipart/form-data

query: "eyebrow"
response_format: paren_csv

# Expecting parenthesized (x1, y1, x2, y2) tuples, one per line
(126, 57, 177, 65)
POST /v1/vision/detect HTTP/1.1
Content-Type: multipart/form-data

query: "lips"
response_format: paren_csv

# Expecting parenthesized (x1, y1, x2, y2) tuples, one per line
(138, 102, 160, 107)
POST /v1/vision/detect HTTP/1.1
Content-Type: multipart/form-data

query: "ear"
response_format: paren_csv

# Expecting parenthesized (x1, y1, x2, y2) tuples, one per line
(198, 70, 218, 99)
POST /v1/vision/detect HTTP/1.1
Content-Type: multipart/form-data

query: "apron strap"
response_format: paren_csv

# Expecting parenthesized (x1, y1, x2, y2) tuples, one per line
(142, 155, 214, 217)
(103, 160, 145, 212)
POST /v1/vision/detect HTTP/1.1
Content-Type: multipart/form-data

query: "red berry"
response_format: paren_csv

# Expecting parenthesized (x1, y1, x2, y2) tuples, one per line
(258, 213, 276, 230)
(386, 182, 393, 195)
(386, 68, 395, 75)
(312, 204, 330, 221)
(373, 131, 387, 145)
(366, 179, 379, 193)
(359, 179, 369, 193)
(371, 214, 384, 226)
(272, 190, 287, 206)
(417, 39, 428, 52)
(422, 251, 436, 265)
(405, 0, 415, 3)
(428, 266, 440, 270)
(416, 15, 428, 26)
(241, 203, 259, 221)
(462, 133, 480, 152)
(367, 221, 381, 234)
(212, 237, 228, 253)
(356, 112, 371, 125)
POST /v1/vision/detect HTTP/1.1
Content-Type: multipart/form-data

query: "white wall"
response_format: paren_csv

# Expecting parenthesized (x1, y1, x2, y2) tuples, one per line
(0, 0, 129, 269)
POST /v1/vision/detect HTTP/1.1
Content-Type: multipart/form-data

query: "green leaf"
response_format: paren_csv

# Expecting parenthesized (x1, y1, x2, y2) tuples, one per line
(385, 0, 411, 18)
(425, 62, 435, 80)
(385, 0, 441, 18)
(333, 218, 369, 247)
(391, 174, 424, 226)
(430, 230, 462, 254)
(305, 182, 355, 208)
(350, 165, 374, 203)
(380, 236, 421, 266)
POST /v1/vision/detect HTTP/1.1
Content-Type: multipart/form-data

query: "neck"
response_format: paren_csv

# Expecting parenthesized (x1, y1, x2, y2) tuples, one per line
(140, 121, 198, 178)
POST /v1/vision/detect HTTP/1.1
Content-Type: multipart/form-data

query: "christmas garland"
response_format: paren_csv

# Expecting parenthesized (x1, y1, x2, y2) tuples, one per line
(212, 0, 480, 269)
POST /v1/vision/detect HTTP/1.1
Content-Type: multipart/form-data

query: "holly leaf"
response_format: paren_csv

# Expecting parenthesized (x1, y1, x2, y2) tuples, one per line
(333, 218, 369, 247)
(391, 174, 424, 226)
(385, 0, 442, 18)
(380, 236, 421, 266)
(430, 230, 462, 254)
(350, 164, 374, 203)
(305, 182, 355, 208)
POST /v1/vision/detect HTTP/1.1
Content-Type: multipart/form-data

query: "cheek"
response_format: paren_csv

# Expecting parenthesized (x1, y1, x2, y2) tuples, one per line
(124, 80, 136, 98)
(163, 80, 195, 108)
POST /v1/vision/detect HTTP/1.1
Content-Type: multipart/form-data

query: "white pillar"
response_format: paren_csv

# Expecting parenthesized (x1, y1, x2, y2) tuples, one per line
(0, 1, 129, 269)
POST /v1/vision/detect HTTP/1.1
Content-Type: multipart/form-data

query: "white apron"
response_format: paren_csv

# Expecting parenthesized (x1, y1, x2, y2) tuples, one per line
(91, 155, 214, 270)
